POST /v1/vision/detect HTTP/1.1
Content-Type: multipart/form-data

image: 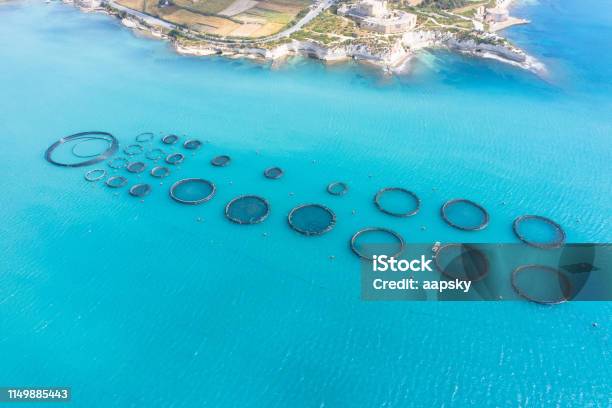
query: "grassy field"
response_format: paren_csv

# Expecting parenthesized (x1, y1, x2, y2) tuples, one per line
(172, 0, 234, 15)
(114, 0, 145, 12)
(116, 0, 313, 38)
(289, 10, 370, 45)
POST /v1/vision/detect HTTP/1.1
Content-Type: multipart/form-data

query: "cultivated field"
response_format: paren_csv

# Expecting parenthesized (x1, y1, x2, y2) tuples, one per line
(116, 0, 312, 38)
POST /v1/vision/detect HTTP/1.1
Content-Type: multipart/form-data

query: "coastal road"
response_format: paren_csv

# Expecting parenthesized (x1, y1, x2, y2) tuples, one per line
(105, 0, 336, 44)
(258, 0, 336, 43)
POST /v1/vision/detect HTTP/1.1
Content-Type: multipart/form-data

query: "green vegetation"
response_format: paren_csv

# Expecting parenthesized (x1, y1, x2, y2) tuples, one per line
(420, 0, 468, 10)
(171, 0, 236, 15)
(289, 10, 359, 45)
(455, 31, 506, 46)
(305, 10, 359, 38)
(110, 0, 521, 61)
(246, 8, 293, 25)
(291, 30, 335, 44)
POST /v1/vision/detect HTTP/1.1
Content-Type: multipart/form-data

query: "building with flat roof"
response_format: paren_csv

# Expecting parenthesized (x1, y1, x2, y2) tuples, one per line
(485, 7, 509, 23)
(355, 0, 388, 17)
(338, 0, 417, 34)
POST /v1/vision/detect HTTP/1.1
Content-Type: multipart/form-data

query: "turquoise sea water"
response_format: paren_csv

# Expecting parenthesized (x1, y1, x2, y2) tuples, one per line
(1, 0, 611, 406)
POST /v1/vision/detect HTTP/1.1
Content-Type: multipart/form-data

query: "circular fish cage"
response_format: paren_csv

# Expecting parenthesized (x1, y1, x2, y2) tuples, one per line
(45, 131, 118, 168)
(123, 144, 144, 156)
(287, 204, 336, 236)
(374, 187, 420, 217)
(434, 244, 489, 282)
(105, 175, 128, 188)
(150, 166, 170, 178)
(165, 153, 185, 165)
(349, 227, 405, 260)
(511, 264, 572, 304)
(440, 199, 490, 231)
(225, 195, 270, 225)
(107, 157, 128, 169)
(84, 169, 106, 182)
(127, 161, 147, 173)
(169, 178, 216, 205)
(162, 134, 179, 145)
(183, 139, 202, 150)
(129, 183, 152, 197)
(211, 155, 231, 167)
(327, 182, 349, 196)
(136, 132, 154, 143)
(264, 167, 284, 180)
(512, 215, 566, 249)
(145, 148, 165, 161)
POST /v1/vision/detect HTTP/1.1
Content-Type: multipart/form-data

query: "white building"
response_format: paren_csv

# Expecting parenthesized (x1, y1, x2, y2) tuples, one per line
(338, 0, 417, 34)
(474, 5, 485, 21)
(485, 7, 509, 23)
(355, 0, 388, 18)
(360, 12, 417, 34)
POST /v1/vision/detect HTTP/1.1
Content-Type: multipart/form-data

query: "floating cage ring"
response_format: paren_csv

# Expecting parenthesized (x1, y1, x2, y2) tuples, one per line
(129, 183, 152, 198)
(225, 195, 271, 225)
(135, 132, 154, 143)
(127, 161, 147, 173)
(374, 187, 421, 217)
(123, 144, 144, 156)
(162, 134, 179, 145)
(287, 203, 336, 236)
(84, 168, 107, 182)
(440, 199, 490, 231)
(165, 153, 185, 165)
(145, 148, 165, 161)
(511, 264, 572, 305)
(183, 139, 203, 150)
(45, 131, 118, 168)
(264, 166, 284, 180)
(169, 178, 216, 205)
(150, 166, 170, 178)
(105, 175, 128, 188)
(434, 244, 489, 282)
(327, 181, 349, 196)
(71, 137, 112, 158)
(211, 155, 231, 167)
(512, 215, 566, 249)
(107, 157, 129, 169)
(349, 227, 405, 260)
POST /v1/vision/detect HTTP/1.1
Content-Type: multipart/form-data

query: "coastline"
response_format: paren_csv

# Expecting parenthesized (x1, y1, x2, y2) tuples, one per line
(174, 28, 545, 76)
(70, 0, 544, 76)
(3, 0, 612, 405)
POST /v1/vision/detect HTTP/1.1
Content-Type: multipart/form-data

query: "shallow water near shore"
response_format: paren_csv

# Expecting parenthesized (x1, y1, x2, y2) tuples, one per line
(1, 0, 611, 406)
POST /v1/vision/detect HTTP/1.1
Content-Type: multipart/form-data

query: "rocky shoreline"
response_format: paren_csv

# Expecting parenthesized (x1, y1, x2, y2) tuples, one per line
(84, 1, 545, 76)
(171, 29, 544, 75)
